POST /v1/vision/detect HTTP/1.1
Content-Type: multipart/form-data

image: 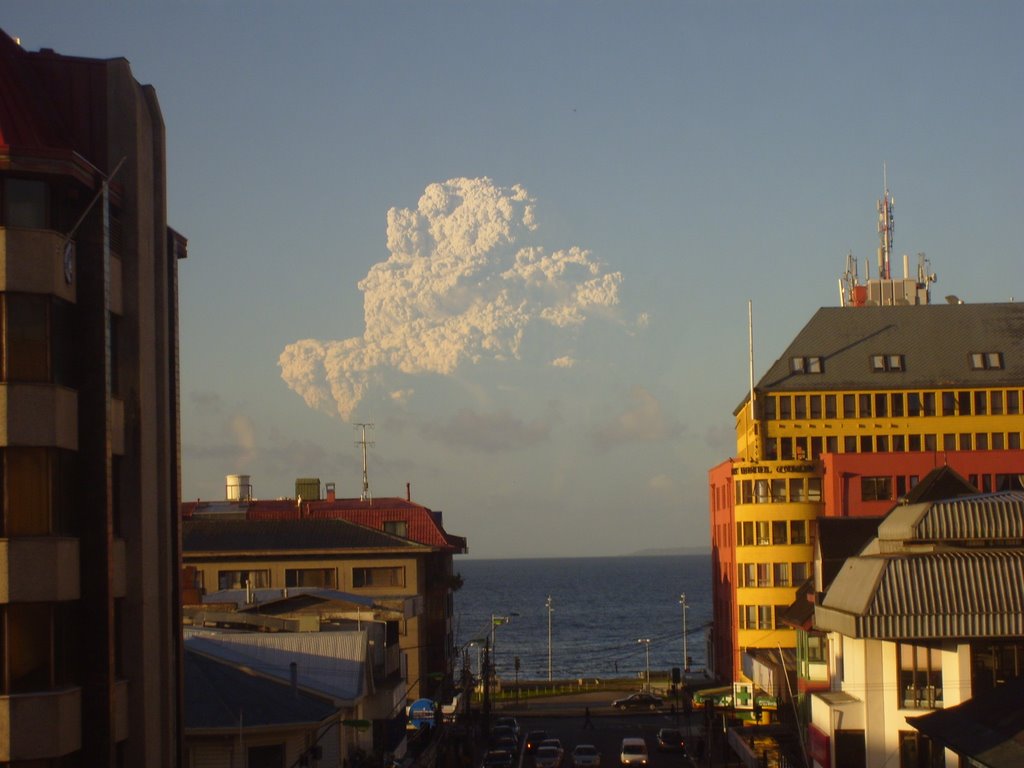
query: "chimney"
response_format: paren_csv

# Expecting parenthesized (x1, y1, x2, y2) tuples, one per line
(406, 482, 411, 502)
(326, 482, 336, 502)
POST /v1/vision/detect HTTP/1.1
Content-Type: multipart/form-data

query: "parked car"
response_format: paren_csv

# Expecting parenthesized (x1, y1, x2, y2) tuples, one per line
(525, 731, 548, 754)
(494, 716, 520, 740)
(619, 738, 648, 767)
(482, 750, 515, 768)
(611, 692, 664, 710)
(655, 728, 685, 753)
(534, 745, 564, 768)
(494, 737, 519, 756)
(571, 744, 601, 768)
(491, 725, 516, 744)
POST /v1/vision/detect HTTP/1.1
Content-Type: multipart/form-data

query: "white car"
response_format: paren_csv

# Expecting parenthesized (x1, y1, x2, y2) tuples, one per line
(619, 738, 647, 767)
(571, 744, 601, 768)
(535, 746, 564, 768)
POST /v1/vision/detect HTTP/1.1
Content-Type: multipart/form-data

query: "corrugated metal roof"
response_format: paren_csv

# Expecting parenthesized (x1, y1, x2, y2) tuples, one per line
(184, 650, 337, 731)
(749, 303, 1024, 401)
(820, 550, 1024, 639)
(184, 628, 367, 704)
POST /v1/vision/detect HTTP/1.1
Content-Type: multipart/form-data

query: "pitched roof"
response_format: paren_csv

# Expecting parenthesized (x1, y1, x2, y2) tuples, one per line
(182, 518, 423, 553)
(184, 628, 367, 705)
(184, 649, 337, 732)
(749, 303, 1024, 402)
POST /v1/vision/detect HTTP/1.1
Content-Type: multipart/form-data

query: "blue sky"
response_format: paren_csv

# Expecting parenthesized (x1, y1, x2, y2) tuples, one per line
(6, 3, 1023, 558)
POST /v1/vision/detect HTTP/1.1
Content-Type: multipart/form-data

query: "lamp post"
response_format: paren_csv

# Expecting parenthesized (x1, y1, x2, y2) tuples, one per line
(679, 593, 689, 674)
(546, 595, 554, 681)
(490, 612, 519, 678)
(638, 638, 651, 692)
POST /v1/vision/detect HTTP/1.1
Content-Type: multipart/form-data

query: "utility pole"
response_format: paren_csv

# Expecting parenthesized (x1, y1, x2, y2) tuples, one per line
(546, 595, 554, 681)
(680, 593, 689, 673)
(354, 423, 374, 501)
(638, 638, 651, 692)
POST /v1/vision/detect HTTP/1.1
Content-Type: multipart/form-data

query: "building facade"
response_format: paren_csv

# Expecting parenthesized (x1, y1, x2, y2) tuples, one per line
(707, 194, 1024, 685)
(0, 30, 185, 766)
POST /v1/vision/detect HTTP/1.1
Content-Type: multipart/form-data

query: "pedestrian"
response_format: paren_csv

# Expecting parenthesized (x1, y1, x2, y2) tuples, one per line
(583, 706, 593, 729)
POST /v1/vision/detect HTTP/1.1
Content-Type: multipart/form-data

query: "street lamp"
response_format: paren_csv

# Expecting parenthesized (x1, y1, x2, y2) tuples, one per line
(545, 595, 554, 681)
(679, 593, 689, 674)
(637, 638, 652, 692)
(490, 612, 519, 677)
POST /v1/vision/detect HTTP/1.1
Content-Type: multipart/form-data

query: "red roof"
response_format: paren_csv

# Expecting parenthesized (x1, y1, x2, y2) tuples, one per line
(0, 30, 70, 151)
(182, 496, 467, 553)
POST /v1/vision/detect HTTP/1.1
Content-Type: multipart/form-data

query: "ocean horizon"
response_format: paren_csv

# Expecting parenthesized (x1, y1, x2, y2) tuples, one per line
(453, 554, 712, 682)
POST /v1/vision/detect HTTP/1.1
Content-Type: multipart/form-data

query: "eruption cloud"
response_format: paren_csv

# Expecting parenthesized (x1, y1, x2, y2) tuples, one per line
(279, 177, 623, 419)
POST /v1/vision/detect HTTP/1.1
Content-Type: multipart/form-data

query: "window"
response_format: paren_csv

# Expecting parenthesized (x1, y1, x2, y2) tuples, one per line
(383, 520, 409, 538)
(217, 570, 270, 590)
(1008, 390, 1020, 415)
(739, 521, 754, 546)
(843, 394, 855, 418)
(757, 563, 770, 587)
(794, 396, 806, 419)
(742, 606, 757, 629)
(773, 562, 789, 587)
(969, 352, 1004, 370)
(992, 391, 1004, 415)
(870, 353, 905, 372)
(971, 641, 1024, 695)
(2, 178, 49, 228)
(825, 395, 837, 419)
(790, 520, 807, 544)
(924, 434, 937, 451)
(353, 566, 405, 588)
(0, 447, 80, 538)
(740, 563, 756, 587)
(778, 396, 791, 419)
(806, 634, 825, 662)
(859, 393, 872, 417)
(756, 521, 770, 545)
(771, 479, 787, 502)
(862, 476, 892, 501)
(285, 568, 336, 588)
(754, 479, 770, 503)
(974, 391, 988, 415)
(907, 392, 922, 416)
(890, 393, 904, 416)
(763, 396, 776, 420)
(922, 392, 936, 416)
(875, 393, 888, 417)
(844, 436, 857, 453)
(790, 356, 823, 374)
(792, 562, 810, 583)
(899, 732, 944, 768)
(943, 433, 956, 451)
(772, 520, 788, 544)
(899, 643, 943, 710)
(789, 478, 806, 502)
(758, 605, 773, 629)
(807, 477, 822, 501)
(809, 395, 821, 419)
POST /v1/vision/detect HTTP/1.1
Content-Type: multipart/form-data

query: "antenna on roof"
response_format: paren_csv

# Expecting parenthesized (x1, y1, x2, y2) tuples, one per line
(354, 423, 375, 502)
(877, 163, 894, 280)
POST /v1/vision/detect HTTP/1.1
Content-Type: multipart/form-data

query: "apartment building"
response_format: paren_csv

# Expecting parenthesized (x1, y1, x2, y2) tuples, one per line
(707, 190, 1024, 684)
(0, 30, 186, 766)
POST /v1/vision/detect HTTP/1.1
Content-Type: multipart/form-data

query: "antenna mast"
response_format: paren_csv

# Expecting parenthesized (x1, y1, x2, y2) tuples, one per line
(354, 423, 375, 502)
(877, 163, 894, 280)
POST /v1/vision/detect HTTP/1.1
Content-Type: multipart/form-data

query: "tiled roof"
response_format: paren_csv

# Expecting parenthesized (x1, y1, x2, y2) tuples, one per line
(749, 303, 1024, 401)
(184, 650, 336, 731)
(182, 518, 422, 553)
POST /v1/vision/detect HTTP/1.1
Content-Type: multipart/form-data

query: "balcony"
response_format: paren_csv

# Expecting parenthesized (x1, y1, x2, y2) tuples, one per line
(0, 686, 81, 761)
(0, 537, 80, 602)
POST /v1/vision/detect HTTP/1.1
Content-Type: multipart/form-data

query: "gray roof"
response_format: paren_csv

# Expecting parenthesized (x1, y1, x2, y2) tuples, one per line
(752, 302, 1024, 398)
(185, 650, 337, 732)
(815, 492, 1024, 640)
(183, 518, 424, 553)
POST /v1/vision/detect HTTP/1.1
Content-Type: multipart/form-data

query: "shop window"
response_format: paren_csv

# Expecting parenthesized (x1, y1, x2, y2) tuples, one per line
(353, 566, 405, 588)
(899, 643, 943, 710)
(285, 568, 337, 588)
(217, 570, 271, 590)
(861, 476, 891, 502)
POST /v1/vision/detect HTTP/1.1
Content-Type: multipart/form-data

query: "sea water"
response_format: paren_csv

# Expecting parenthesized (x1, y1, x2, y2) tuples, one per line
(453, 554, 712, 682)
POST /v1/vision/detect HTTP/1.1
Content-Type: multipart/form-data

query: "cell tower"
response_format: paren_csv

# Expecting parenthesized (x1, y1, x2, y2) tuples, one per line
(354, 423, 374, 502)
(877, 163, 894, 280)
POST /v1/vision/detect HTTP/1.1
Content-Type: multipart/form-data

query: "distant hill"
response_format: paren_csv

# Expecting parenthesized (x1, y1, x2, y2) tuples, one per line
(627, 546, 710, 557)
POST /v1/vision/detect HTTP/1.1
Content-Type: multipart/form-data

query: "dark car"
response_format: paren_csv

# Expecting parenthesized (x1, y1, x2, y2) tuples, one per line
(494, 716, 520, 740)
(494, 737, 519, 757)
(525, 731, 549, 754)
(491, 726, 516, 745)
(655, 728, 685, 753)
(611, 692, 664, 710)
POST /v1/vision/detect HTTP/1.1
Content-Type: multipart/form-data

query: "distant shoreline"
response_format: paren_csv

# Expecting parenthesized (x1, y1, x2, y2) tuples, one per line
(457, 548, 710, 562)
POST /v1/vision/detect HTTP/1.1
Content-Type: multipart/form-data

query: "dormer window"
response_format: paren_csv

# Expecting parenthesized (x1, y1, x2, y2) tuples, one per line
(871, 354, 904, 372)
(970, 352, 1003, 370)
(790, 356, 823, 374)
